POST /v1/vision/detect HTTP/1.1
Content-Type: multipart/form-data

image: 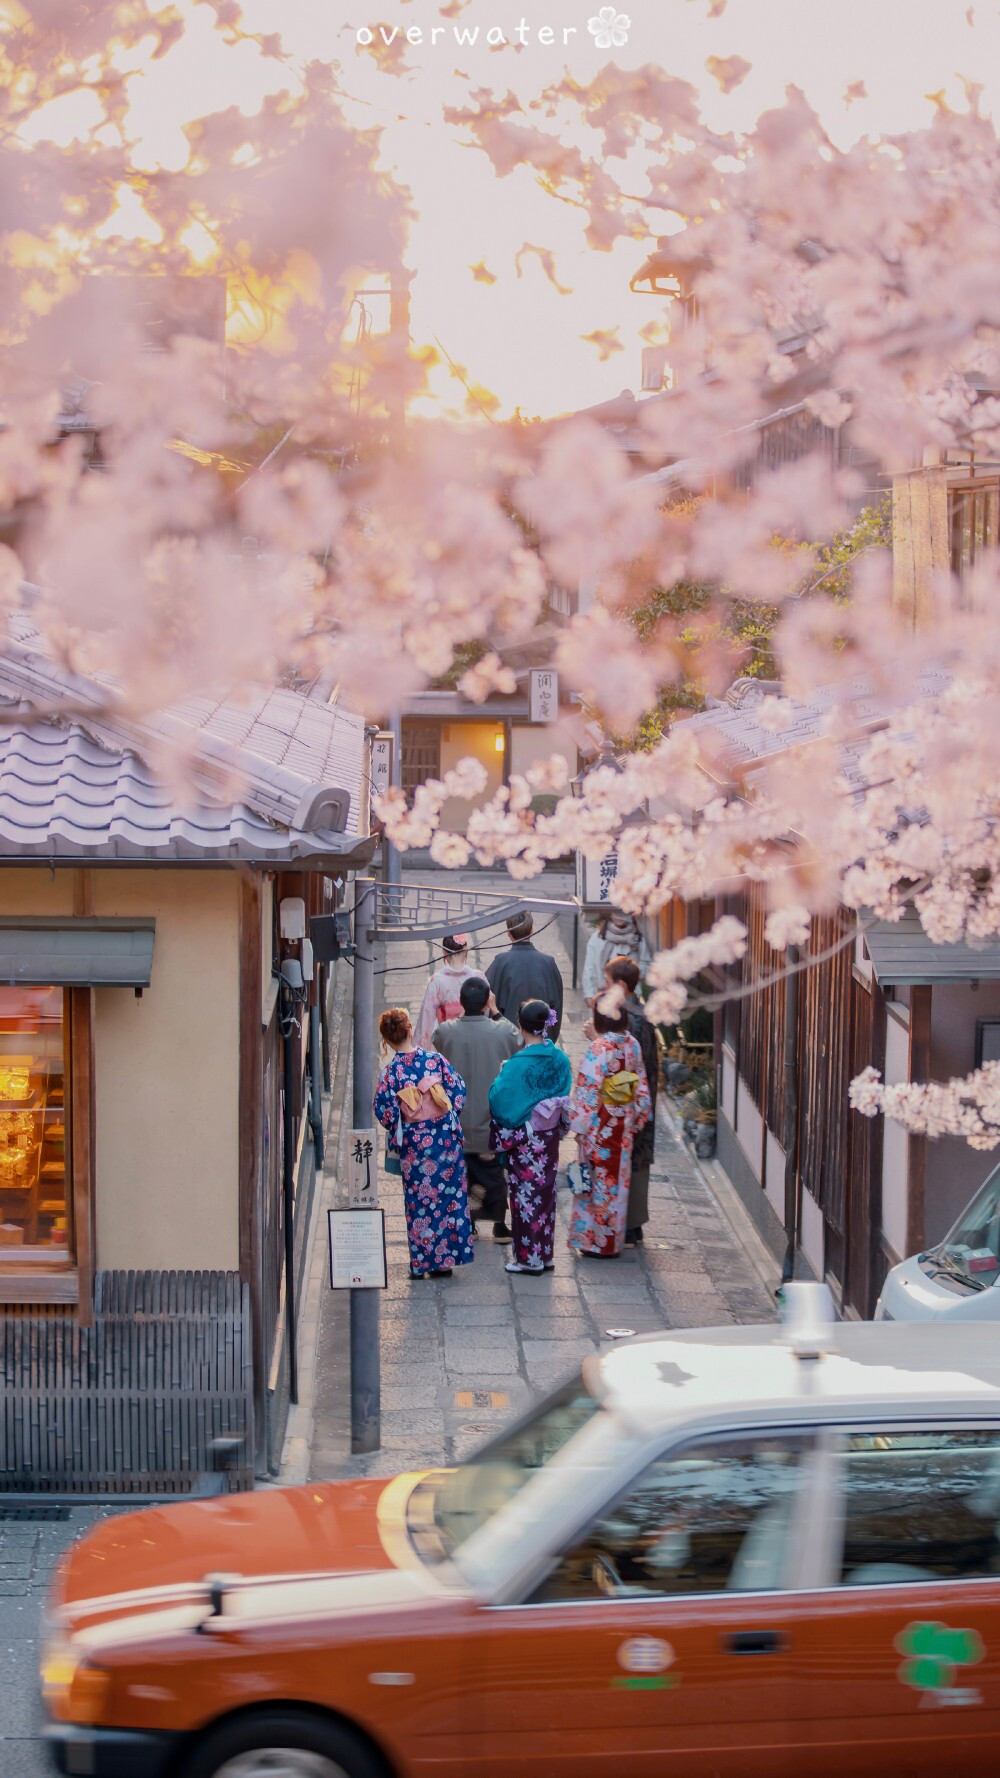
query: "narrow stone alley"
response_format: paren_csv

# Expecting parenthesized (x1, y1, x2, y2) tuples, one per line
(305, 871, 778, 1483)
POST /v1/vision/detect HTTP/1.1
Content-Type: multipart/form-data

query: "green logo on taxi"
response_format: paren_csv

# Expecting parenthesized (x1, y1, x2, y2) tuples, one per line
(895, 1621, 984, 1693)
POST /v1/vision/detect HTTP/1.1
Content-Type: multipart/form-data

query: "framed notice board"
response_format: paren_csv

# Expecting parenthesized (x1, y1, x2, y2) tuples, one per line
(328, 1207, 388, 1290)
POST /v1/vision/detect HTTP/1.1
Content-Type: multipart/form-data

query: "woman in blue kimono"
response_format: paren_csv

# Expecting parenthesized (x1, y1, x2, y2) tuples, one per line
(489, 999, 573, 1274)
(374, 1006, 475, 1280)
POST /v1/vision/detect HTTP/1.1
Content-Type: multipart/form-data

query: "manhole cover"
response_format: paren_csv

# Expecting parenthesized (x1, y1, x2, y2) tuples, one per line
(0, 1504, 71, 1522)
(454, 1390, 509, 1409)
(459, 1423, 495, 1435)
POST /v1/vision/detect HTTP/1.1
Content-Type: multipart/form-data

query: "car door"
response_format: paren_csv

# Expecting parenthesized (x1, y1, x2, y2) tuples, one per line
(794, 1423, 1000, 1777)
(465, 1428, 816, 1778)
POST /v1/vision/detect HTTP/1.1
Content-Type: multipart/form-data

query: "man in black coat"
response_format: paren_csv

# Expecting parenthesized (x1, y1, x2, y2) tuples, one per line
(485, 911, 564, 1039)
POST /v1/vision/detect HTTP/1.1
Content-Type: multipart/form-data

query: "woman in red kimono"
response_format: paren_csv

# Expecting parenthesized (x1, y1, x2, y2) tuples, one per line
(568, 1006, 651, 1260)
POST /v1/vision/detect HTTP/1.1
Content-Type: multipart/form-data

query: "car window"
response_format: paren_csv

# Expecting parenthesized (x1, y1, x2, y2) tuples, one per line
(837, 1429, 1000, 1587)
(527, 1433, 811, 1603)
(416, 1372, 601, 1561)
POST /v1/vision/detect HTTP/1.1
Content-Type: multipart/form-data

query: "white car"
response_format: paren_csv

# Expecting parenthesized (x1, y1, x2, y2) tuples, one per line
(876, 1165, 1000, 1321)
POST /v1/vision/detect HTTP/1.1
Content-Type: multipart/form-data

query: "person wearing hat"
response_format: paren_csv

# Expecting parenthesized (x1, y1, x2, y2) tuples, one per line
(485, 911, 564, 1038)
(413, 934, 487, 1048)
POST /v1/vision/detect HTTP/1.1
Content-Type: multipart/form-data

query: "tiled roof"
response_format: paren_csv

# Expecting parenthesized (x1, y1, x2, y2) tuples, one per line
(0, 619, 371, 865)
(681, 670, 952, 794)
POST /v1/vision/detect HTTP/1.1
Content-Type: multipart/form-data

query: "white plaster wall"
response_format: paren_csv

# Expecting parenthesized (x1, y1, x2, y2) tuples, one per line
(721, 1046, 736, 1125)
(94, 870, 240, 1272)
(882, 1012, 911, 1259)
(800, 1185, 825, 1279)
(926, 982, 1000, 1241)
(765, 1129, 786, 1223)
(735, 1079, 762, 1181)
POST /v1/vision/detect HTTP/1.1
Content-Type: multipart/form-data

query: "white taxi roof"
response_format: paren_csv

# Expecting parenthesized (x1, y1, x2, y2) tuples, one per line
(596, 1321, 1000, 1437)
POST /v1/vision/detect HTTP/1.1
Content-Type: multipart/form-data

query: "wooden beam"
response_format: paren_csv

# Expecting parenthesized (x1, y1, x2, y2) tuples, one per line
(69, 986, 96, 1326)
(906, 984, 932, 1255)
(237, 871, 265, 1469)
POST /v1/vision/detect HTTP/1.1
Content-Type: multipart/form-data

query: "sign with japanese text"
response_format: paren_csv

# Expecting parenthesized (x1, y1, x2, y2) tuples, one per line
(529, 668, 559, 724)
(347, 1129, 378, 1206)
(577, 848, 620, 908)
(328, 1207, 387, 1290)
(371, 732, 394, 803)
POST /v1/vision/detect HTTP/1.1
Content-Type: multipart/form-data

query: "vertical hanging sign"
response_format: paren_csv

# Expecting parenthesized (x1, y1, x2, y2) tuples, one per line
(371, 732, 394, 804)
(529, 669, 559, 724)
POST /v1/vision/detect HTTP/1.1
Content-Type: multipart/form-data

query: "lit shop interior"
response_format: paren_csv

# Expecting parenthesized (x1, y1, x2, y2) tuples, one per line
(0, 985, 67, 1253)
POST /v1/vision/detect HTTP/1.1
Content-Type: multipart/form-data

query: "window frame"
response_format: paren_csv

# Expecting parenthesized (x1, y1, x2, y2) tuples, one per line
(948, 476, 1000, 597)
(501, 1422, 822, 1610)
(805, 1419, 1000, 1594)
(0, 983, 94, 1309)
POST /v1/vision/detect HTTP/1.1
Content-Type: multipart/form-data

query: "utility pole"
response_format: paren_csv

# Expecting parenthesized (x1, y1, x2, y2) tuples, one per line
(386, 709, 402, 897)
(350, 877, 380, 1451)
(385, 270, 410, 906)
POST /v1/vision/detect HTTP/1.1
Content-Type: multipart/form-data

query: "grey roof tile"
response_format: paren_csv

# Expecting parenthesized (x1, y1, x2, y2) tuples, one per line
(0, 615, 370, 864)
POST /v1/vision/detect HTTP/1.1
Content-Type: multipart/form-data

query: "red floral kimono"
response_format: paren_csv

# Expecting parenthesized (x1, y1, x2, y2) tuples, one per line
(568, 1033, 651, 1258)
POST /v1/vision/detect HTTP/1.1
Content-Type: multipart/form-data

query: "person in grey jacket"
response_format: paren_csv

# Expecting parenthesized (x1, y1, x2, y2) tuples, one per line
(434, 976, 520, 1242)
(485, 912, 564, 1038)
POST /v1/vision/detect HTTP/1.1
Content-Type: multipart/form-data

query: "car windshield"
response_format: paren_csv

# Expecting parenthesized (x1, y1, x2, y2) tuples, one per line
(405, 1372, 601, 1563)
(936, 1165, 1000, 1289)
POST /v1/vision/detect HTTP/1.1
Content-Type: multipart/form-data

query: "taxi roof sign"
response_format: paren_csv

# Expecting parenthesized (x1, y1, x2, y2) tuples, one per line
(779, 1281, 836, 1361)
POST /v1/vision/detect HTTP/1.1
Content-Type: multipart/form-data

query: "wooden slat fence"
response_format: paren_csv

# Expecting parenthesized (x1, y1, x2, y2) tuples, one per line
(798, 912, 854, 1234)
(0, 1270, 253, 1493)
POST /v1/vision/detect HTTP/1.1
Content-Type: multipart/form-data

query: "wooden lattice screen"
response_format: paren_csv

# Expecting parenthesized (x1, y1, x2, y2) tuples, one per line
(0, 1270, 253, 1493)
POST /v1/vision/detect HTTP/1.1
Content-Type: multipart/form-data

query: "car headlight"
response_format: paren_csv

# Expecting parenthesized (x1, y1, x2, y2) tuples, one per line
(41, 1636, 111, 1725)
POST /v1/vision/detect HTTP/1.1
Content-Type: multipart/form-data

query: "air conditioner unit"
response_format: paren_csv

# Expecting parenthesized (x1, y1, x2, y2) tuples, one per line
(279, 897, 306, 940)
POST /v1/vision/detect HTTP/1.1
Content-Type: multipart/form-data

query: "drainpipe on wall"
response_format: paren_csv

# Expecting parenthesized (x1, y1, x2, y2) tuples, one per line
(308, 1002, 324, 1169)
(781, 945, 800, 1285)
(280, 984, 299, 1407)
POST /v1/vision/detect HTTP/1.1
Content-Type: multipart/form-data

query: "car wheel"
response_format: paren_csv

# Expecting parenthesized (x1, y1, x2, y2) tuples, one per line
(184, 1710, 386, 1778)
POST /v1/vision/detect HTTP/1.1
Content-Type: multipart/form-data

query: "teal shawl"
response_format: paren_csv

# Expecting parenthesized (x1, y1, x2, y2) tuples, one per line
(489, 1039, 573, 1131)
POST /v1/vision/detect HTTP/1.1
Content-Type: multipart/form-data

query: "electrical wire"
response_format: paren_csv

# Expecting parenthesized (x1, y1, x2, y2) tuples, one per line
(372, 912, 564, 976)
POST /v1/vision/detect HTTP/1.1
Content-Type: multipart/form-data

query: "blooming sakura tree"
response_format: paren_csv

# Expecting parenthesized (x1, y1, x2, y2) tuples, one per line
(7, 3, 1000, 1145)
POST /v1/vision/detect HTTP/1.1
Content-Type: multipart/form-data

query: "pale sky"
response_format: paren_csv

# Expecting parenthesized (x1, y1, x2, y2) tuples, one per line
(34, 0, 1000, 419)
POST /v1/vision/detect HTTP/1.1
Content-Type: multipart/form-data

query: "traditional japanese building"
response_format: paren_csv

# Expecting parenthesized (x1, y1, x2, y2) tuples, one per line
(0, 617, 373, 1489)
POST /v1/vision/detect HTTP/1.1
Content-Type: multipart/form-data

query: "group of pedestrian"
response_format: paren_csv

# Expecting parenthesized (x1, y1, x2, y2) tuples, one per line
(373, 907, 657, 1280)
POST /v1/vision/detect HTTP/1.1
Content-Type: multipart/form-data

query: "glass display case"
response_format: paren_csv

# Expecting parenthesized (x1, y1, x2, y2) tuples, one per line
(0, 986, 68, 1255)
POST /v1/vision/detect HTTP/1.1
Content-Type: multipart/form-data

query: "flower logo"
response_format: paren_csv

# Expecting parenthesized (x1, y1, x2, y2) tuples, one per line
(588, 6, 630, 48)
(895, 1621, 984, 1693)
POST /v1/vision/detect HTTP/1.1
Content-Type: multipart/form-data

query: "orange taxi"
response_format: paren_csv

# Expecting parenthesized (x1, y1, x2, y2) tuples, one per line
(43, 1285, 1000, 1778)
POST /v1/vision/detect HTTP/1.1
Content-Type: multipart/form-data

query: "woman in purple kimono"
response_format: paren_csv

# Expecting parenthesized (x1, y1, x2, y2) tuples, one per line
(488, 999, 573, 1274)
(568, 1006, 651, 1259)
(374, 1007, 475, 1280)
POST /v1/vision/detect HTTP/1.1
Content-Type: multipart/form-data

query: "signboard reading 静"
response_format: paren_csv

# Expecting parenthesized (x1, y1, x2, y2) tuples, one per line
(347, 1130, 378, 1206)
(328, 1207, 387, 1290)
(529, 669, 559, 724)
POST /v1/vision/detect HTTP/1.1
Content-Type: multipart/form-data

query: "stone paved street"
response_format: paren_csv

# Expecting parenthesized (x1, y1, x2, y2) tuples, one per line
(309, 871, 778, 1483)
(0, 1505, 134, 1777)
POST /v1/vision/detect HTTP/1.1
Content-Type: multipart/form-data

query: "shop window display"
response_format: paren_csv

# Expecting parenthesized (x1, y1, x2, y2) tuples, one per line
(0, 986, 69, 1256)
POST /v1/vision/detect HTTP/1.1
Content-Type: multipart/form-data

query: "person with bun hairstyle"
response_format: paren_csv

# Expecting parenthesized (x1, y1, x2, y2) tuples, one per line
(488, 998, 573, 1273)
(373, 1006, 475, 1279)
(568, 1004, 651, 1260)
(412, 934, 487, 1048)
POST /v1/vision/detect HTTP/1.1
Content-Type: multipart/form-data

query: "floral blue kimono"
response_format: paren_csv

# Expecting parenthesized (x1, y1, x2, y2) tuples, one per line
(489, 1038, 574, 1271)
(374, 1048, 474, 1277)
(491, 1107, 570, 1270)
